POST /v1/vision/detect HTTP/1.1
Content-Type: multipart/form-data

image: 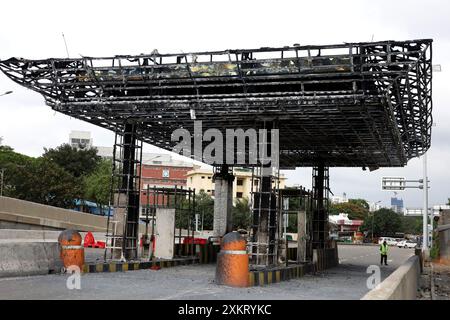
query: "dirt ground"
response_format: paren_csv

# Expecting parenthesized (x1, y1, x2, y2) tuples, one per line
(418, 262, 450, 300)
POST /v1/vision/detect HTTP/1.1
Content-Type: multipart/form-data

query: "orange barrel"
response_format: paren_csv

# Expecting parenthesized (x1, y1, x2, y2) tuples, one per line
(215, 231, 249, 287)
(58, 229, 85, 270)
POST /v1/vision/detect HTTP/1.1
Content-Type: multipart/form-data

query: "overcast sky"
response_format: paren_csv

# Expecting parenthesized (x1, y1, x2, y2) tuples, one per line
(0, 0, 449, 208)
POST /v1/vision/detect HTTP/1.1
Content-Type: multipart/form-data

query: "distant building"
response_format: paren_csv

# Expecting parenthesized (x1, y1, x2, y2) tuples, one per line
(139, 158, 194, 210)
(391, 197, 404, 214)
(331, 192, 348, 204)
(68, 130, 195, 218)
(369, 201, 382, 212)
(186, 167, 286, 203)
(329, 213, 364, 236)
(69, 130, 93, 149)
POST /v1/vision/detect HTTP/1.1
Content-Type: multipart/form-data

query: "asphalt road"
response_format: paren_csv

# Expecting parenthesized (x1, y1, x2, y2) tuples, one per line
(0, 244, 413, 300)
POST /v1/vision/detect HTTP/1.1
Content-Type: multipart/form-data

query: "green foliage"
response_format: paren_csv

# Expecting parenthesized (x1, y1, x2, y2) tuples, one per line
(179, 192, 253, 231)
(348, 199, 370, 210)
(0, 146, 35, 197)
(400, 216, 423, 235)
(43, 144, 100, 178)
(11, 157, 80, 208)
(430, 232, 440, 260)
(83, 159, 113, 208)
(194, 190, 215, 230)
(360, 208, 402, 237)
(1, 144, 105, 209)
(329, 201, 369, 220)
(232, 197, 251, 230)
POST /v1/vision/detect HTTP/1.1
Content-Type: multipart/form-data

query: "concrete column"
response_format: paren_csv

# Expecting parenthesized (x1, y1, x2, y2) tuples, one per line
(297, 210, 307, 263)
(213, 165, 234, 237)
(112, 193, 127, 260)
(154, 208, 176, 259)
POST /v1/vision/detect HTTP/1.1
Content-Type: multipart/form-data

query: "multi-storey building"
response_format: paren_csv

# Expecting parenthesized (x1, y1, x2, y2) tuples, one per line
(186, 166, 286, 203)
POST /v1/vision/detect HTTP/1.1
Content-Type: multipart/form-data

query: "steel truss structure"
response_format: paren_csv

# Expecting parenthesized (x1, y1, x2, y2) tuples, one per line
(0, 39, 433, 168)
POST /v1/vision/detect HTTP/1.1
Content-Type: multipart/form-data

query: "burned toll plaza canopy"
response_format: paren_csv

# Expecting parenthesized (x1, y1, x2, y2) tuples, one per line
(0, 39, 434, 263)
(0, 39, 433, 169)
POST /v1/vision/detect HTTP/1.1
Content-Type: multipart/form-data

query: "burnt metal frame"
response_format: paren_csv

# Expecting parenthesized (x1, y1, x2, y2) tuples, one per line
(278, 186, 313, 264)
(0, 39, 433, 168)
(104, 123, 143, 261)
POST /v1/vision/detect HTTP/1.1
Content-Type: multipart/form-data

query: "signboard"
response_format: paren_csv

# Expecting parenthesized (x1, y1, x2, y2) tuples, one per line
(382, 177, 405, 191)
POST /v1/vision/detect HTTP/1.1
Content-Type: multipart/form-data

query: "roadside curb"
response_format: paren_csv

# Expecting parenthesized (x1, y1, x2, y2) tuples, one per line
(82, 257, 199, 273)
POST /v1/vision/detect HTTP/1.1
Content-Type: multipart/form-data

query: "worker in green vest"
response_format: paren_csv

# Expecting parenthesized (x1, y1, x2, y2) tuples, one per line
(380, 240, 389, 266)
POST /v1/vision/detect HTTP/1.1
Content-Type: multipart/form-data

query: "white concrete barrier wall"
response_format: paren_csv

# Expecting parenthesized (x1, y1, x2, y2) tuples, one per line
(0, 196, 146, 234)
(0, 241, 63, 278)
(0, 196, 108, 231)
(362, 255, 420, 300)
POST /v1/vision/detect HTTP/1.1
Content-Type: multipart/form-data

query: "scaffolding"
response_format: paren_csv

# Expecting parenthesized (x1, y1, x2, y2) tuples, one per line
(278, 186, 313, 264)
(104, 123, 143, 261)
(311, 165, 330, 249)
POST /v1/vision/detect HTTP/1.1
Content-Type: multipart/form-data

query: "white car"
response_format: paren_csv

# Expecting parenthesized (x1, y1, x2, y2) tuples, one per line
(397, 240, 417, 249)
(378, 237, 398, 246)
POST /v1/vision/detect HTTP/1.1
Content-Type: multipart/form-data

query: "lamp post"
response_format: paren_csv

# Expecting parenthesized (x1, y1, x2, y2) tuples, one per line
(371, 201, 381, 242)
(0, 91, 13, 97)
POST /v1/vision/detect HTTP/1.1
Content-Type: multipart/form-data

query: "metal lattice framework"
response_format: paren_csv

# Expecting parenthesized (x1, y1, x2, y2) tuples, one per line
(0, 39, 432, 168)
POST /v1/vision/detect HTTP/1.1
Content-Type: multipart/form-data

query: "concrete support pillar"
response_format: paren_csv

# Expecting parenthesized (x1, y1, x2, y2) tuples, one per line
(297, 210, 307, 263)
(154, 208, 175, 259)
(213, 165, 234, 237)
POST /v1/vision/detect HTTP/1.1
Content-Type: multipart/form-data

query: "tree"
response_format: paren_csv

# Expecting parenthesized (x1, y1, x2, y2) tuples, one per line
(400, 216, 422, 235)
(360, 208, 402, 237)
(232, 197, 251, 230)
(43, 144, 100, 178)
(83, 159, 113, 214)
(329, 201, 369, 220)
(1, 145, 80, 208)
(195, 191, 214, 230)
(349, 199, 370, 211)
(13, 158, 80, 208)
(0, 145, 34, 197)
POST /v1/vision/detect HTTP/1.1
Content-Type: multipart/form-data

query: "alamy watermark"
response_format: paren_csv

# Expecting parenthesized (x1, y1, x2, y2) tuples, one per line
(66, 265, 81, 290)
(366, 265, 381, 290)
(171, 121, 279, 175)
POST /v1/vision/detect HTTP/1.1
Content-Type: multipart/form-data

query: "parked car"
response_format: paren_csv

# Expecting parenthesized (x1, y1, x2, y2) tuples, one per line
(397, 240, 418, 249)
(378, 237, 398, 246)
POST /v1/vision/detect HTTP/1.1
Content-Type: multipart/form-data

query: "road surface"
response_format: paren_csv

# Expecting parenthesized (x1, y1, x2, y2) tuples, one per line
(0, 244, 413, 300)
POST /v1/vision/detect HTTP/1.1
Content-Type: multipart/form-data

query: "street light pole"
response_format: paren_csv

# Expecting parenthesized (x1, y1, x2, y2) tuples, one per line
(422, 153, 429, 251)
(0, 91, 13, 97)
(371, 201, 381, 242)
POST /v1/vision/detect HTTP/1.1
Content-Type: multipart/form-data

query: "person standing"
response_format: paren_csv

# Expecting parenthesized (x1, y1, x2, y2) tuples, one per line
(380, 240, 389, 266)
